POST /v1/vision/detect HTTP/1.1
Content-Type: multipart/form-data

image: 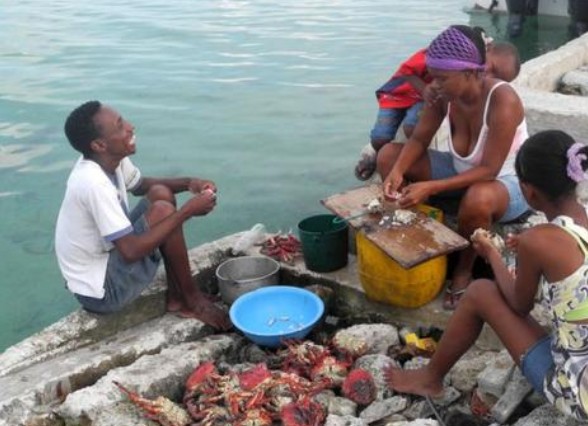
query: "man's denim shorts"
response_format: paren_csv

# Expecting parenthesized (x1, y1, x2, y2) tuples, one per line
(428, 150, 530, 223)
(520, 335, 554, 395)
(370, 101, 424, 142)
(75, 199, 162, 314)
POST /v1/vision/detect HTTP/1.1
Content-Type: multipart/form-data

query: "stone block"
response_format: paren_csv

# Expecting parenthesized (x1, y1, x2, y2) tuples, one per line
(490, 369, 533, 423)
(477, 350, 515, 397)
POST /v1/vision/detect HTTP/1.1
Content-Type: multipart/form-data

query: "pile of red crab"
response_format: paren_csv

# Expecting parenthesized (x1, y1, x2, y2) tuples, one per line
(258, 233, 302, 264)
(115, 335, 377, 426)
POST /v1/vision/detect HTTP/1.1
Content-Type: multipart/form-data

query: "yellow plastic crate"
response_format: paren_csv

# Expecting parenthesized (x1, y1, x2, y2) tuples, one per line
(357, 204, 447, 308)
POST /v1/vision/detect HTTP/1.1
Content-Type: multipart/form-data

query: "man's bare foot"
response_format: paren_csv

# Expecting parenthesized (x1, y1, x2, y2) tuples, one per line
(383, 365, 444, 398)
(168, 292, 220, 313)
(166, 298, 183, 313)
(172, 307, 203, 319)
(201, 292, 221, 303)
(190, 300, 232, 331)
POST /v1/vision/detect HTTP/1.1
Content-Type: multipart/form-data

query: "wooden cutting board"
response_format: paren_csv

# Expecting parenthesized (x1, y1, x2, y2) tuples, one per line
(321, 184, 469, 268)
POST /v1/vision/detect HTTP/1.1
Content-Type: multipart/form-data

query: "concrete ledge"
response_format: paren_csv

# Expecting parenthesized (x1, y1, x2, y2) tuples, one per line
(0, 316, 216, 426)
(514, 32, 588, 139)
(0, 233, 242, 378)
(516, 33, 588, 92)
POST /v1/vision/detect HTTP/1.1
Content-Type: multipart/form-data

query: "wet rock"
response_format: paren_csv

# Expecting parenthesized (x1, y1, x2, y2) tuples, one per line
(354, 354, 399, 400)
(0, 315, 216, 426)
(359, 396, 409, 423)
(56, 335, 240, 425)
(306, 284, 336, 312)
(450, 350, 498, 393)
(432, 386, 461, 407)
(402, 399, 433, 420)
(316, 391, 358, 417)
(444, 410, 488, 426)
(335, 324, 399, 355)
(559, 66, 588, 96)
(491, 369, 533, 423)
(512, 403, 585, 426)
(523, 390, 548, 410)
(382, 413, 408, 424)
(477, 349, 515, 398)
(238, 342, 270, 364)
(385, 419, 439, 425)
(325, 414, 368, 426)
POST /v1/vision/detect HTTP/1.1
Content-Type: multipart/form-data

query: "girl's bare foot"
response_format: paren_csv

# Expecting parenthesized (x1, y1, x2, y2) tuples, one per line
(383, 365, 444, 398)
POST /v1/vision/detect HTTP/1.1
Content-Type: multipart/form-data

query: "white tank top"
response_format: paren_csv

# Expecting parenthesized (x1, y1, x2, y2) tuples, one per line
(447, 81, 528, 177)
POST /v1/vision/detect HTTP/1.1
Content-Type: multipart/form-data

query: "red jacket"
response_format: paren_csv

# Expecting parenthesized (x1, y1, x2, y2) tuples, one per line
(376, 49, 431, 109)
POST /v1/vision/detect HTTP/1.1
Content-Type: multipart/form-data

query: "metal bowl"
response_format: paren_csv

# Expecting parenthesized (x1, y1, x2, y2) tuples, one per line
(215, 256, 280, 305)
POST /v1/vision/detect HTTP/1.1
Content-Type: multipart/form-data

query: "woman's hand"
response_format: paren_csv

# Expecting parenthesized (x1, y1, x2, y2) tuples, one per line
(383, 169, 404, 200)
(397, 181, 436, 208)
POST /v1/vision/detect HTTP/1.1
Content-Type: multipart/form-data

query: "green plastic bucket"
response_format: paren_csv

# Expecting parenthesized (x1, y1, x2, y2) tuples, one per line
(297, 214, 349, 272)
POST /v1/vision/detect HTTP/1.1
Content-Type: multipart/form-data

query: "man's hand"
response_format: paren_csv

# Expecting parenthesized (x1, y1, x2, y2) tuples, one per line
(184, 191, 217, 217)
(188, 178, 217, 194)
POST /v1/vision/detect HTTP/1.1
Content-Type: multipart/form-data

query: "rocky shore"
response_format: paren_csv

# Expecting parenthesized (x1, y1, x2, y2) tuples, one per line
(0, 231, 584, 426)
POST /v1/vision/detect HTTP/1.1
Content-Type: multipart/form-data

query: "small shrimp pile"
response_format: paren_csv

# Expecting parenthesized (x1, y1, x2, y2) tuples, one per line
(258, 233, 302, 264)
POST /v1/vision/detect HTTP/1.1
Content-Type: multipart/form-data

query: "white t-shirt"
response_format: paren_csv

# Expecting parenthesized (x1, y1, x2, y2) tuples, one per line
(55, 157, 142, 298)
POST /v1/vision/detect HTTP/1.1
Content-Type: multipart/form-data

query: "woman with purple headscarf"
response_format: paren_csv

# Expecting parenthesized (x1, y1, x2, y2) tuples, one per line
(377, 25, 530, 310)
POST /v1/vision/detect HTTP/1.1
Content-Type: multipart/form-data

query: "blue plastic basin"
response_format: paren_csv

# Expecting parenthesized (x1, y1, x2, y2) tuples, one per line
(229, 285, 324, 348)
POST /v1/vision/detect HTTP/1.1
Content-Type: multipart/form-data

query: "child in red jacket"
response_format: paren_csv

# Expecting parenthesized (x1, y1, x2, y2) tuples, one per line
(355, 49, 431, 181)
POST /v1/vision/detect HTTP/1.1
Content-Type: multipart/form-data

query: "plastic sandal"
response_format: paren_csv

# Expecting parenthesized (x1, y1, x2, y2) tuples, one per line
(442, 287, 466, 311)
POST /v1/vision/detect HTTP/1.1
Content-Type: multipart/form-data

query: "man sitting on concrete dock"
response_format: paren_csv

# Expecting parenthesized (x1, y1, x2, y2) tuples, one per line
(54, 101, 231, 331)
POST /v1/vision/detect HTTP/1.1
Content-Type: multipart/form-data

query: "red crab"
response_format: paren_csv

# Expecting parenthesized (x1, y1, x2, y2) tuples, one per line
(238, 363, 273, 391)
(279, 340, 329, 377)
(309, 355, 350, 388)
(235, 407, 274, 426)
(191, 405, 232, 426)
(114, 381, 191, 426)
(184, 361, 219, 398)
(259, 233, 302, 264)
(280, 396, 326, 426)
(341, 368, 377, 405)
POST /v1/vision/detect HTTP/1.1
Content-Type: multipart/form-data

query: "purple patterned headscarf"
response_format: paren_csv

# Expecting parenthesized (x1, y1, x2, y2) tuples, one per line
(426, 26, 485, 71)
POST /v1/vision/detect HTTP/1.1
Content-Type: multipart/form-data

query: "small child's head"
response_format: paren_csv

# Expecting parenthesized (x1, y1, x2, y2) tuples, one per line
(486, 42, 520, 82)
(515, 130, 588, 203)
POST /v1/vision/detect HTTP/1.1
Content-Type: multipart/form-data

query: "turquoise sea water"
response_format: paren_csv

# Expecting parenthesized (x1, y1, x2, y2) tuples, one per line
(0, 1, 573, 352)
